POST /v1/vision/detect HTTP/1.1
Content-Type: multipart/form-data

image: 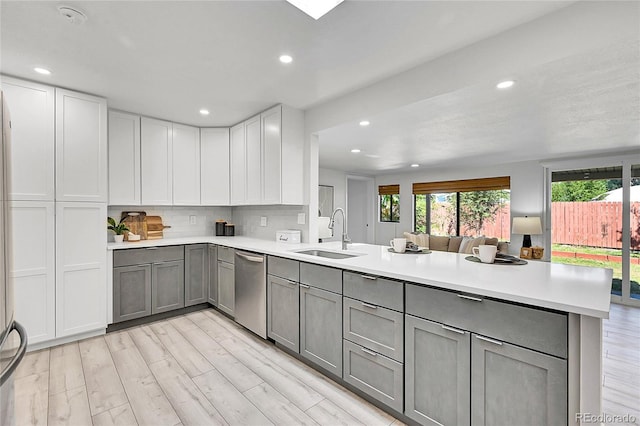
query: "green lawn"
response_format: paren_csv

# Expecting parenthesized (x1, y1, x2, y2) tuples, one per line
(552, 244, 640, 258)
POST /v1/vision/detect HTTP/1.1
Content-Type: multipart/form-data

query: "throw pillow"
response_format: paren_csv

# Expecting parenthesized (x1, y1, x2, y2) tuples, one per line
(464, 236, 486, 254)
(484, 237, 499, 247)
(458, 236, 473, 253)
(416, 233, 429, 248)
(497, 241, 509, 254)
(448, 236, 463, 252)
(429, 235, 450, 252)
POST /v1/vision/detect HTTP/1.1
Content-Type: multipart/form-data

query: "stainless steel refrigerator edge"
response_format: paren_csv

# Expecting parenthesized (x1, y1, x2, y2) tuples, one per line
(0, 90, 28, 426)
(234, 251, 267, 339)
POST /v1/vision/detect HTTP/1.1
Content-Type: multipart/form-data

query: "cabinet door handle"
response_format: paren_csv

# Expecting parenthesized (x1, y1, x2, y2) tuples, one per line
(145, 247, 159, 250)
(441, 324, 465, 335)
(361, 302, 378, 310)
(299, 284, 310, 289)
(361, 347, 378, 357)
(475, 335, 503, 346)
(137, 265, 149, 268)
(360, 275, 377, 280)
(284, 279, 298, 286)
(457, 294, 483, 302)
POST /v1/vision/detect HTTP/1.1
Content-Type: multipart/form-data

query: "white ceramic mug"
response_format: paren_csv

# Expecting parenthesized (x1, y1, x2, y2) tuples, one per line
(473, 244, 498, 263)
(390, 237, 407, 253)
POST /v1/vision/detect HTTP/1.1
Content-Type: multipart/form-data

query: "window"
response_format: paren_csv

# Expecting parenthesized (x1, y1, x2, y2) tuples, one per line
(413, 177, 510, 239)
(379, 184, 400, 222)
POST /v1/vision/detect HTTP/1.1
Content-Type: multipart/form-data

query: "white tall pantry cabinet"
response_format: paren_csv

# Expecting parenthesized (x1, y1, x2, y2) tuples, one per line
(1, 76, 108, 346)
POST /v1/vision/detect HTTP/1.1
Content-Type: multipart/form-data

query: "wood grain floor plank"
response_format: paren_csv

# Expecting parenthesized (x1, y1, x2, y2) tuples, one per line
(92, 403, 139, 426)
(14, 373, 48, 426)
(306, 398, 366, 426)
(47, 385, 92, 426)
(148, 357, 228, 426)
(129, 325, 172, 365)
(244, 382, 320, 426)
(202, 309, 272, 353)
(15, 349, 50, 379)
(107, 330, 181, 426)
(48, 342, 85, 396)
(149, 321, 214, 378)
(79, 336, 128, 416)
(193, 368, 274, 426)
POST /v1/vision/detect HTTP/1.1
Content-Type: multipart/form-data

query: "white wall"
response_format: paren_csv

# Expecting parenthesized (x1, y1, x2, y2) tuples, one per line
(374, 160, 545, 255)
(318, 167, 347, 242)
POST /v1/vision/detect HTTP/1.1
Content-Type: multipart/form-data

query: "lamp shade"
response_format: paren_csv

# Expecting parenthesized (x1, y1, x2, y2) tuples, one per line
(512, 217, 542, 235)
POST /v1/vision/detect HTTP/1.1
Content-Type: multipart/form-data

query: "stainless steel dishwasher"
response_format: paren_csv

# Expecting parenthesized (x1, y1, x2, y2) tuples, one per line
(234, 250, 267, 338)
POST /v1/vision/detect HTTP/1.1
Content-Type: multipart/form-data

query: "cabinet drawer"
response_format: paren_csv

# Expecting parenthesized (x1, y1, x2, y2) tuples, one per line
(343, 297, 403, 362)
(268, 256, 299, 282)
(343, 340, 403, 413)
(217, 246, 234, 264)
(406, 284, 567, 358)
(343, 271, 403, 312)
(300, 262, 342, 294)
(113, 245, 184, 267)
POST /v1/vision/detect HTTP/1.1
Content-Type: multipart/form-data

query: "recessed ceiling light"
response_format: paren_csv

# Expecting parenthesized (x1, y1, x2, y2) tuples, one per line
(34, 67, 51, 75)
(199, 109, 210, 116)
(285, 0, 344, 20)
(351, 149, 361, 153)
(279, 55, 293, 64)
(496, 80, 515, 89)
(359, 120, 370, 127)
(411, 164, 419, 168)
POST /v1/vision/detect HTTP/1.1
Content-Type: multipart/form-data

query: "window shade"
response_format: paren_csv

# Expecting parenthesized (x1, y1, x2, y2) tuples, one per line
(412, 176, 510, 194)
(378, 184, 400, 195)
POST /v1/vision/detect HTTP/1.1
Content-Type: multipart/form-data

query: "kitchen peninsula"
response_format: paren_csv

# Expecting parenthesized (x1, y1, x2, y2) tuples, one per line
(108, 236, 611, 425)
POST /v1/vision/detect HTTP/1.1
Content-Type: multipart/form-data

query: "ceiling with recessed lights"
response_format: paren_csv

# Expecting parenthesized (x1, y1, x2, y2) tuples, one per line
(1, 0, 574, 127)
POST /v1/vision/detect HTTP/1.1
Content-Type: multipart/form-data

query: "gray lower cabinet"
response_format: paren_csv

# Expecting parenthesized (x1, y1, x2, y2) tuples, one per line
(217, 259, 234, 316)
(152, 260, 185, 314)
(343, 340, 404, 413)
(113, 264, 152, 323)
(405, 314, 470, 426)
(267, 274, 299, 352)
(185, 244, 208, 307)
(207, 245, 218, 306)
(300, 284, 342, 376)
(471, 334, 567, 426)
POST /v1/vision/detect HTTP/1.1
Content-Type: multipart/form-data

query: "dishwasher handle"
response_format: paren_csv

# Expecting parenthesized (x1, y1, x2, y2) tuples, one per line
(235, 251, 264, 263)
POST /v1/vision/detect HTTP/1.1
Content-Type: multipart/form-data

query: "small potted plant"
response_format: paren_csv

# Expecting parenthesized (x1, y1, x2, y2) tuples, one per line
(107, 217, 129, 243)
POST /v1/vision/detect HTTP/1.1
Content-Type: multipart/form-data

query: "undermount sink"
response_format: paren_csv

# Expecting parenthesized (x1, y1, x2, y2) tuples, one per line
(295, 249, 363, 260)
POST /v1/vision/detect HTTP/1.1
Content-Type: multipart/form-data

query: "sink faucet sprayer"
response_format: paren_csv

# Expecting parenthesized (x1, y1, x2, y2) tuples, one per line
(328, 208, 351, 250)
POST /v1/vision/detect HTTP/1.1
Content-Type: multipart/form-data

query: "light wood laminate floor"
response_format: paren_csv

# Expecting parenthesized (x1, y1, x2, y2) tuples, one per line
(13, 304, 640, 426)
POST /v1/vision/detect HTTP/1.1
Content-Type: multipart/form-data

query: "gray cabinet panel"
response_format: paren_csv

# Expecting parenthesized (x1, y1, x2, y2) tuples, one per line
(343, 271, 403, 312)
(343, 297, 403, 362)
(208, 245, 218, 306)
(343, 340, 403, 413)
(113, 264, 151, 323)
(300, 262, 342, 294)
(471, 334, 567, 426)
(217, 245, 234, 264)
(267, 275, 299, 352)
(185, 244, 208, 307)
(151, 260, 184, 314)
(268, 256, 299, 282)
(405, 315, 470, 426)
(300, 285, 342, 376)
(406, 284, 568, 358)
(114, 245, 184, 267)
(217, 260, 234, 316)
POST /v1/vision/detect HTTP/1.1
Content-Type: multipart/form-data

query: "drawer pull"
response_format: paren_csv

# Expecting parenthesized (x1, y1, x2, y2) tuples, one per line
(361, 302, 378, 310)
(475, 335, 503, 346)
(299, 284, 310, 289)
(285, 279, 298, 286)
(441, 324, 465, 335)
(360, 275, 377, 280)
(145, 247, 159, 250)
(361, 347, 378, 357)
(457, 294, 483, 302)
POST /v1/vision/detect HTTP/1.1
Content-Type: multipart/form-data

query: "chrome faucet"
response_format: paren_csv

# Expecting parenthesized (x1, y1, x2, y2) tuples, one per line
(329, 208, 351, 250)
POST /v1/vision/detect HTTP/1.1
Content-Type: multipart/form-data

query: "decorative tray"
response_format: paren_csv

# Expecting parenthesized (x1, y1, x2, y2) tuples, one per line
(388, 248, 431, 254)
(465, 254, 527, 265)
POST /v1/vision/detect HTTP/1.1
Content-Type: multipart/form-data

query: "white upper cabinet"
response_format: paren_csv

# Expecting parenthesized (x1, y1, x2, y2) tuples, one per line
(245, 115, 262, 205)
(280, 105, 304, 205)
(108, 111, 141, 205)
(262, 106, 282, 204)
(172, 123, 201, 205)
(2, 77, 55, 201)
(230, 122, 247, 205)
(141, 117, 173, 205)
(55, 89, 107, 202)
(201, 128, 230, 205)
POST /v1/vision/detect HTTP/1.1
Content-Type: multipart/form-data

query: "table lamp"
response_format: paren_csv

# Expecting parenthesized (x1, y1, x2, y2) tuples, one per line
(512, 216, 542, 248)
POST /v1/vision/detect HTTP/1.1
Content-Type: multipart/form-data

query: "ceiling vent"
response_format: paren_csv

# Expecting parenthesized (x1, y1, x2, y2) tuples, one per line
(57, 6, 87, 24)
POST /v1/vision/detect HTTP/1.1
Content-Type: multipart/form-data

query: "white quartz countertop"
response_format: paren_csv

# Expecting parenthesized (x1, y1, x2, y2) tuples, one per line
(108, 236, 612, 318)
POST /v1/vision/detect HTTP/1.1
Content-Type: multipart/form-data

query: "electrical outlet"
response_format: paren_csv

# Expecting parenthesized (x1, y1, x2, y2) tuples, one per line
(260, 216, 267, 227)
(189, 215, 197, 225)
(297, 213, 306, 225)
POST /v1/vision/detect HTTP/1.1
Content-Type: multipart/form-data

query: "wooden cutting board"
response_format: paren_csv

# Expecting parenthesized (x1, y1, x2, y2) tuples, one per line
(146, 216, 171, 239)
(120, 211, 147, 240)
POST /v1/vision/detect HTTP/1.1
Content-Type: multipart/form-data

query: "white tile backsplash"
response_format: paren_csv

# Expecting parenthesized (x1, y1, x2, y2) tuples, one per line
(231, 205, 309, 242)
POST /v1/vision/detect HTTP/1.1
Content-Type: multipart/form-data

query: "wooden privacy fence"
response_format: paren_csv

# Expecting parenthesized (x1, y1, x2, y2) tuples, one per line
(551, 202, 640, 250)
